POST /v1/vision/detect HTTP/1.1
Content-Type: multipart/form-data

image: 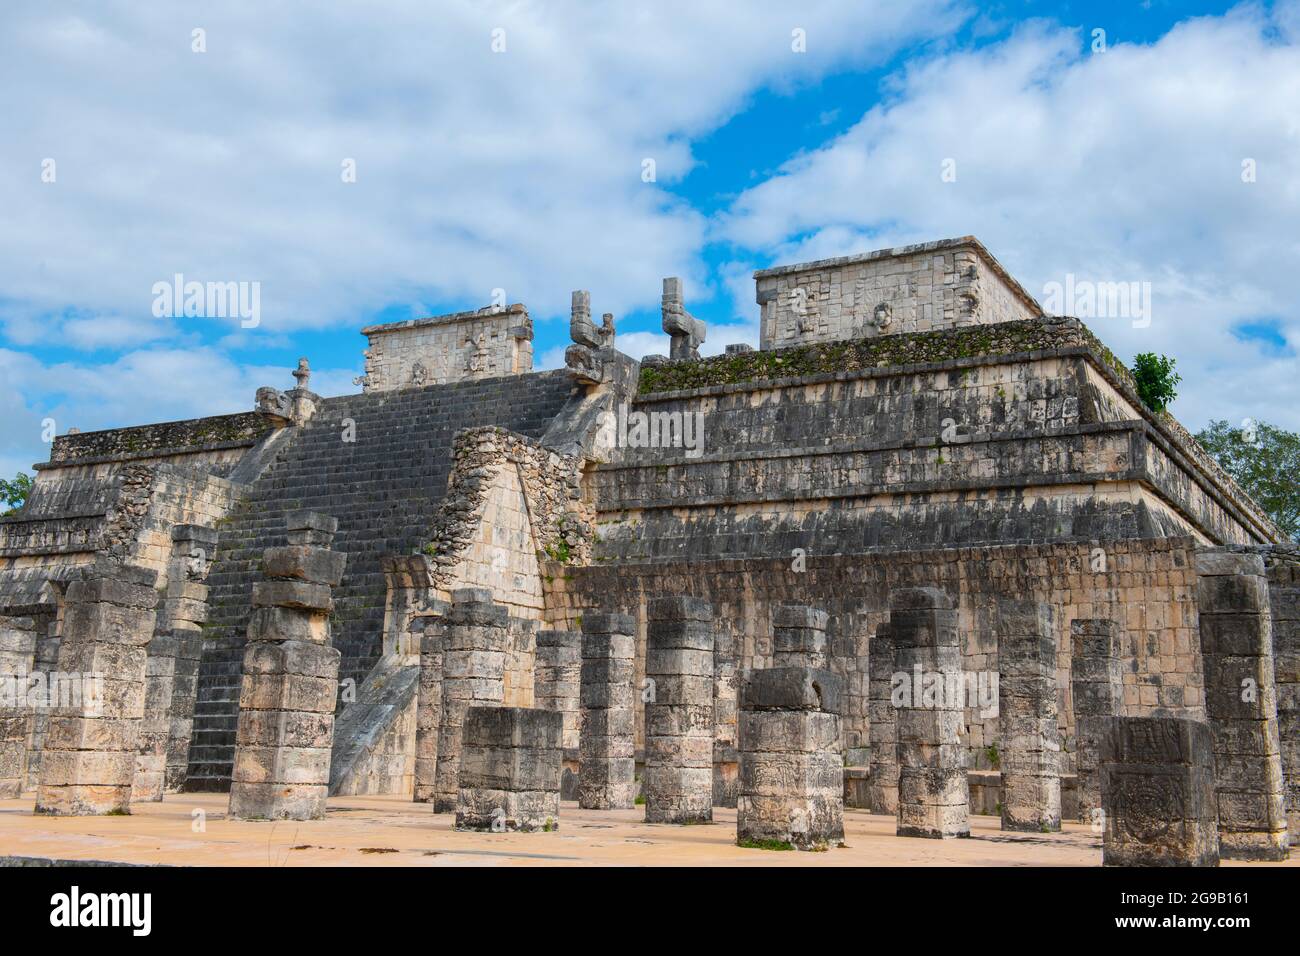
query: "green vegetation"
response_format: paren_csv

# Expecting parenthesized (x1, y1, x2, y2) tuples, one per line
(541, 538, 573, 564)
(637, 318, 1128, 395)
(983, 743, 1000, 770)
(737, 837, 795, 851)
(1131, 352, 1181, 412)
(0, 472, 32, 516)
(1195, 419, 1300, 539)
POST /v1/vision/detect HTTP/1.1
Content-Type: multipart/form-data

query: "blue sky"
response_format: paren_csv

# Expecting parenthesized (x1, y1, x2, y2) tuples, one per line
(2, 0, 1299, 480)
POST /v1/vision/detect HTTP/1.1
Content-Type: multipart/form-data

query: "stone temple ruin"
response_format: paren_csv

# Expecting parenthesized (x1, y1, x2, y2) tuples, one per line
(1, 236, 1296, 863)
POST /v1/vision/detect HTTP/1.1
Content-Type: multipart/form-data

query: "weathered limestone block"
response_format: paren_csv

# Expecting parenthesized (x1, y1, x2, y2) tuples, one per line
(228, 513, 344, 821)
(455, 705, 562, 831)
(644, 596, 715, 823)
(1070, 618, 1124, 824)
(890, 587, 969, 839)
(569, 290, 599, 348)
(866, 624, 898, 814)
(504, 618, 537, 708)
(131, 630, 176, 802)
(0, 616, 38, 798)
(413, 618, 444, 803)
(772, 604, 829, 669)
(1195, 550, 1288, 860)
(164, 626, 204, 792)
(662, 277, 706, 361)
(713, 620, 740, 809)
(535, 628, 581, 789)
(1266, 560, 1300, 835)
(1101, 716, 1219, 867)
(21, 609, 58, 790)
(578, 613, 636, 809)
(997, 600, 1060, 832)
(134, 526, 217, 800)
(35, 564, 159, 816)
(738, 666, 845, 850)
(433, 588, 509, 813)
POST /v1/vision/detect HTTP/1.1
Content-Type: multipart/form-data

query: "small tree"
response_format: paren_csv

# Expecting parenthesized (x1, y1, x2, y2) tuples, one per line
(1195, 420, 1300, 540)
(0, 472, 33, 517)
(1131, 352, 1181, 412)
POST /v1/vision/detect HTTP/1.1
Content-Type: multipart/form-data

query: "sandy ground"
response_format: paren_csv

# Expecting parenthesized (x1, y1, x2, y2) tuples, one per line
(0, 793, 1294, 867)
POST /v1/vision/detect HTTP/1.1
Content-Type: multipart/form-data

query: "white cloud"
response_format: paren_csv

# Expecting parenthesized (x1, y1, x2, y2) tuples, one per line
(0, 346, 360, 476)
(0, 0, 962, 346)
(718, 4, 1300, 431)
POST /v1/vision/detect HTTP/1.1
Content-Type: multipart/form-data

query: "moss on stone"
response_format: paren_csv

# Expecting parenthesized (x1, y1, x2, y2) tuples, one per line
(637, 318, 1137, 396)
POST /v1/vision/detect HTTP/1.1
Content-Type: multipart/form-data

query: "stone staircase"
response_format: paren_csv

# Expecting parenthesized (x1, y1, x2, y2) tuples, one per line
(183, 370, 574, 791)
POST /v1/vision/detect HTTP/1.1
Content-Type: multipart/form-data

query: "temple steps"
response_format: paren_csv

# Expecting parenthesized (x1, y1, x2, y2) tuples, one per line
(183, 369, 573, 792)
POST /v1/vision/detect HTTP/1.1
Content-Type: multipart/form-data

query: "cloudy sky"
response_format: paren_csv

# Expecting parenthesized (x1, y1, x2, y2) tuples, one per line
(2, 0, 1298, 480)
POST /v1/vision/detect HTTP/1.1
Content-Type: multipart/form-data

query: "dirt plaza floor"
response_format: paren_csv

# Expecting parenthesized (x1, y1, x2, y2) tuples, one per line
(0, 793, 1294, 867)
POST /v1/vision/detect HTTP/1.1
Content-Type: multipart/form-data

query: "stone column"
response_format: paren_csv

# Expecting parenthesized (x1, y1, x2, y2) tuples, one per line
(1195, 550, 1288, 860)
(772, 605, 829, 668)
(738, 666, 845, 850)
(0, 616, 37, 798)
(413, 617, 444, 803)
(134, 525, 215, 801)
(1101, 716, 1218, 867)
(1070, 618, 1124, 823)
(24, 607, 59, 789)
(535, 628, 581, 798)
(456, 705, 562, 831)
(228, 512, 346, 821)
(891, 587, 969, 839)
(163, 525, 217, 793)
(997, 600, 1060, 832)
(35, 563, 159, 815)
(578, 613, 636, 809)
(644, 596, 714, 824)
(433, 588, 509, 812)
(866, 623, 899, 815)
(712, 620, 740, 809)
(164, 628, 204, 792)
(1266, 559, 1300, 834)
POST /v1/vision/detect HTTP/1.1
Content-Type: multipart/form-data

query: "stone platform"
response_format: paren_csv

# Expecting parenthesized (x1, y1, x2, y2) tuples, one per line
(2, 793, 1296, 867)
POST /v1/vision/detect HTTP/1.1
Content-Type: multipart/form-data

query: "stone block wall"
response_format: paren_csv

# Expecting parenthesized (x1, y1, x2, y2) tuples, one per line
(425, 427, 593, 621)
(551, 538, 1207, 775)
(597, 349, 1274, 563)
(357, 305, 533, 391)
(754, 237, 1040, 350)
